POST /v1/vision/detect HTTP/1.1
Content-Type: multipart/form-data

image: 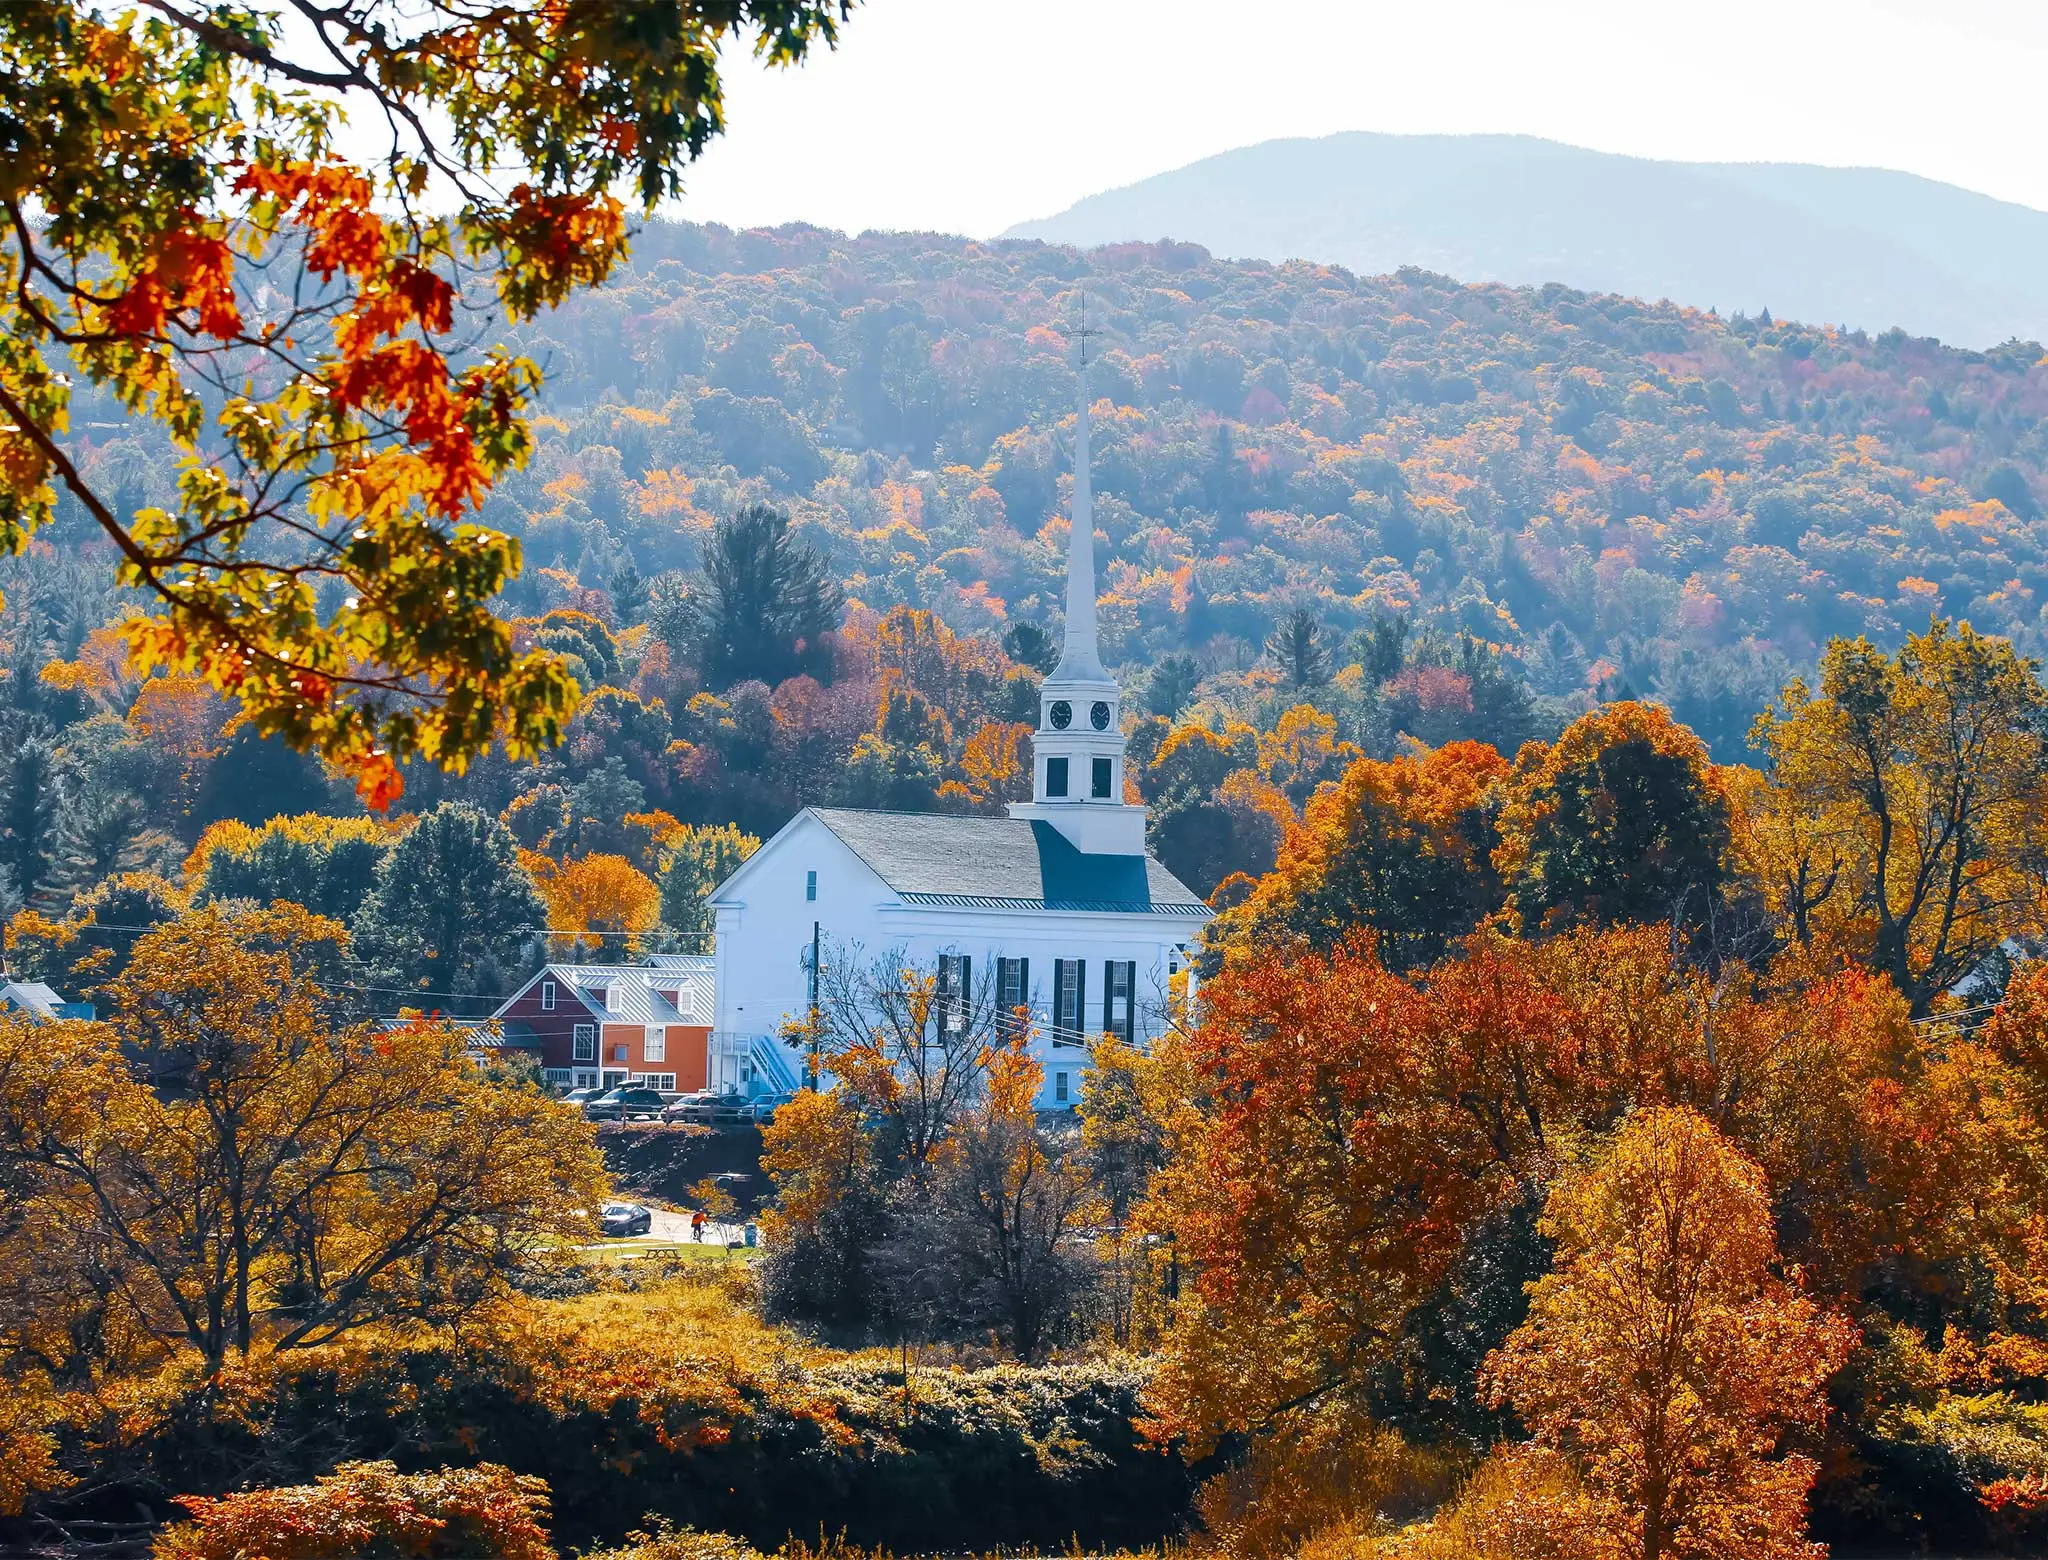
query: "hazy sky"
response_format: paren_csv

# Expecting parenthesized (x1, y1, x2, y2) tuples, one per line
(674, 0, 2048, 237)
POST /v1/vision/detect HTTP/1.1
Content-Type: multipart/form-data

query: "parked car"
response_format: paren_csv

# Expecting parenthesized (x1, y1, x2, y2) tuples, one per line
(661, 1090, 719, 1122)
(560, 1086, 607, 1107)
(742, 1091, 796, 1124)
(584, 1086, 667, 1121)
(597, 1201, 652, 1237)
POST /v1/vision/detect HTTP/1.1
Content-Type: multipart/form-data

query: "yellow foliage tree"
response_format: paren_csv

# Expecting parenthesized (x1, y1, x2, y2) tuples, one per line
(533, 852, 662, 959)
(1749, 619, 2048, 1014)
(0, 903, 607, 1377)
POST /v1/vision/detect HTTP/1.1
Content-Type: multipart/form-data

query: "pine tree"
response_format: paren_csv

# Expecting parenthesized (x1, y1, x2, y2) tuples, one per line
(687, 503, 843, 690)
(0, 734, 63, 908)
(50, 779, 165, 902)
(351, 803, 546, 1013)
(1264, 607, 1332, 690)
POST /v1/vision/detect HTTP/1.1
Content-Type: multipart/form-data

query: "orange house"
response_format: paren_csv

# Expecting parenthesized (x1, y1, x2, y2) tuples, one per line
(492, 955, 712, 1092)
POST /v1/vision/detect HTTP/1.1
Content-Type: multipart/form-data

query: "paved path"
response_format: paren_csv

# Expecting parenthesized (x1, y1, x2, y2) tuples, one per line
(647, 1206, 751, 1246)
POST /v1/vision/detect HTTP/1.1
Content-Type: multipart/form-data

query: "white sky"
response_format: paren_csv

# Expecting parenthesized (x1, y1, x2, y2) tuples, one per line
(672, 0, 2048, 236)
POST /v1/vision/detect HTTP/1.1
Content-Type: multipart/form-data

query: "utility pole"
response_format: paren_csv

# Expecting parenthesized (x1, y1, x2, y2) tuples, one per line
(807, 918, 822, 1091)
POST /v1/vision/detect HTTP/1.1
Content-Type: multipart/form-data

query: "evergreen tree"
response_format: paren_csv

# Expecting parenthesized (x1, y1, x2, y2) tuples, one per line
(658, 824, 760, 949)
(351, 803, 545, 1013)
(50, 778, 173, 902)
(1001, 619, 1059, 674)
(559, 757, 648, 858)
(0, 733, 64, 907)
(1264, 607, 1332, 689)
(1147, 654, 1202, 718)
(686, 503, 842, 690)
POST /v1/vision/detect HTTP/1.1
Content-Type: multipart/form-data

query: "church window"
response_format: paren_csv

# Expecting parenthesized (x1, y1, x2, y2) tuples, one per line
(936, 953, 971, 1036)
(806, 869, 817, 902)
(1103, 960, 1136, 1043)
(1053, 959, 1086, 1045)
(1049, 699, 1072, 730)
(1046, 756, 1069, 797)
(1055, 1071, 1070, 1104)
(1092, 756, 1113, 797)
(997, 957, 1030, 1036)
(572, 1024, 596, 1062)
(1090, 700, 1111, 730)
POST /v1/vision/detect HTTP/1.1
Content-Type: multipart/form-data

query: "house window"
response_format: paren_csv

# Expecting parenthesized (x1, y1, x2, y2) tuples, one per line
(572, 1024, 596, 1062)
(806, 869, 817, 902)
(936, 953, 972, 1037)
(1103, 959, 1136, 1043)
(1046, 756, 1069, 797)
(645, 1026, 666, 1062)
(1092, 756, 1113, 798)
(540, 979, 557, 1012)
(572, 1068, 599, 1090)
(604, 985, 621, 1014)
(543, 1068, 572, 1088)
(637, 1073, 676, 1092)
(997, 957, 1030, 1037)
(1055, 1070, 1069, 1104)
(1052, 959, 1086, 1045)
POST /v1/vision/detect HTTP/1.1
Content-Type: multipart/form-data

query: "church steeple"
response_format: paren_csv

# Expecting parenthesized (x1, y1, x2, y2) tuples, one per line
(1008, 327, 1146, 856)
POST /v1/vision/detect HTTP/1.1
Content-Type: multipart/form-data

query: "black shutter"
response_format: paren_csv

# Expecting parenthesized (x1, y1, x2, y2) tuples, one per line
(1075, 959, 1087, 1043)
(959, 955, 971, 1034)
(1124, 960, 1138, 1040)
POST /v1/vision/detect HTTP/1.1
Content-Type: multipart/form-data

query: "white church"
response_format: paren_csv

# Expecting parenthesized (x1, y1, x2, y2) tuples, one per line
(706, 375, 1213, 1109)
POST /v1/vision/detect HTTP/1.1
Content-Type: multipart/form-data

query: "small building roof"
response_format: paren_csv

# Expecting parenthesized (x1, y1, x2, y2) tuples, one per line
(801, 808, 1209, 916)
(495, 960, 714, 1025)
(0, 979, 90, 1022)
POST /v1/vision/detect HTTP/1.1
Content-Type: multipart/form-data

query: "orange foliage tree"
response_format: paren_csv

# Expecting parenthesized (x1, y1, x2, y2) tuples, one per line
(1214, 739, 1511, 969)
(1, 0, 850, 804)
(529, 852, 662, 959)
(1480, 1108, 1853, 1560)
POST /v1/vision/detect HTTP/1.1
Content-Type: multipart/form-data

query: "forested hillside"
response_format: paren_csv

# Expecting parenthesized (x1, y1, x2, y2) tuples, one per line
(10, 219, 2048, 949)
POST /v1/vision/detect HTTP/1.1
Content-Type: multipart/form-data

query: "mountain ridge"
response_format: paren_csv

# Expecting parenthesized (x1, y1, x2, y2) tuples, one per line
(1003, 133, 2048, 349)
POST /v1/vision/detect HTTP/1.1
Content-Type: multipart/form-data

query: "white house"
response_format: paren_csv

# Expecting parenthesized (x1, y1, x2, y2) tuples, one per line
(707, 374, 1212, 1109)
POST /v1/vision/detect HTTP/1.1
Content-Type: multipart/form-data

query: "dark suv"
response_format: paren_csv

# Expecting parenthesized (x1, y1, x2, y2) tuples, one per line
(583, 1087, 667, 1121)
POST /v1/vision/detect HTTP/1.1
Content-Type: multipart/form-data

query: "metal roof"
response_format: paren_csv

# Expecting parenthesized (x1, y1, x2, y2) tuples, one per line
(806, 808, 1209, 917)
(500, 961, 714, 1025)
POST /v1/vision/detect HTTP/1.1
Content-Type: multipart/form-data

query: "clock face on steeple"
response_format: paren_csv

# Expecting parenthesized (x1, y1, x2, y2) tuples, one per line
(1090, 700, 1111, 730)
(1048, 700, 1072, 730)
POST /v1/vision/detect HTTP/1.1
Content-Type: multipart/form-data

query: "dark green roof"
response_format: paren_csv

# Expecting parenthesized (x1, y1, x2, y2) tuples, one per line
(807, 808, 1208, 917)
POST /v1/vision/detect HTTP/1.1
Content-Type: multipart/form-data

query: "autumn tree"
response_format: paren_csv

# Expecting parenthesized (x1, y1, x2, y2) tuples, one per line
(813, 942, 1003, 1171)
(1495, 701, 1737, 939)
(1480, 1107, 1853, 1560)
(1215, 739, 1511, 970)
(757, 1085, 885, 1330)
(154, 1461, 556, 1560)
(351, 802, 544, 1011)
(881, 1041, 1101, 1362)
(0, 903, 606, 1378)
(1750, 619, 2048, 1015)
(532, 852, 662, 961)
(0, 1, 850, 804)
(196, 813, 395, 923)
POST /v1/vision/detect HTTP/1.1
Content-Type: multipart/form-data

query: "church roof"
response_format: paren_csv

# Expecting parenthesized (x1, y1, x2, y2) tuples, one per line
(807, 808, 1210, 917)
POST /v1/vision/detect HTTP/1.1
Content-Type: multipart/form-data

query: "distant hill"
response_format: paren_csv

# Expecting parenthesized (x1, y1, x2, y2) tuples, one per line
(1004, 133, 2048, 350)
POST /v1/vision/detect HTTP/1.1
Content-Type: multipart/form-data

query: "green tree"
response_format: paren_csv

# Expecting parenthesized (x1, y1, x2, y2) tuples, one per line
(560, 758, 649, 859)
(1147, 653, 1203, 718)
(1496, 701, 1735, 937)
(1264, 607, 1332, 689)
(199, 819, 391, 923)
(1001, 620, 1059, 674)
(352, 803, 544, 1012)
(658, 824, 760, 948)
(49, 775, 170, 901)
(0, 734, 62, 908)
(686, 504, 842, 690)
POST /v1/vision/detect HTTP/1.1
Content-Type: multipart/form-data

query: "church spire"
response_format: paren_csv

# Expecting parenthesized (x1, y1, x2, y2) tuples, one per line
(1007, 308, 1146, 856)
(1051, 368, 1107, 683)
